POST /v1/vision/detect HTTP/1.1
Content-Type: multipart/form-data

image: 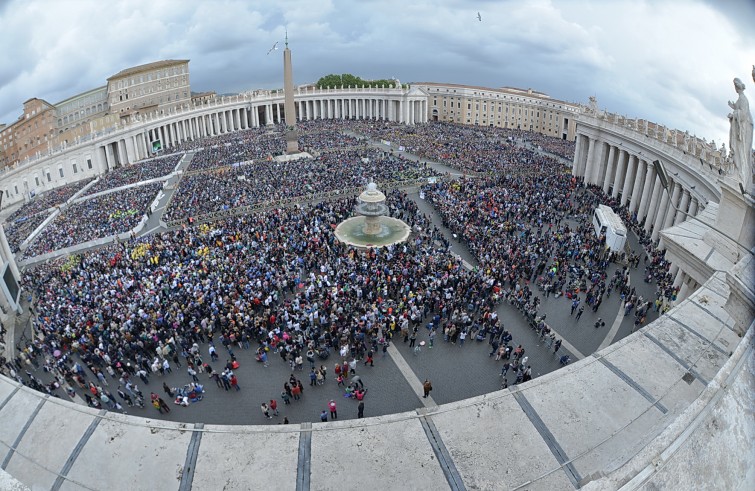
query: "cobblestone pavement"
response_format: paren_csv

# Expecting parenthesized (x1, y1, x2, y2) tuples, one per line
(11, 142, 667, 427)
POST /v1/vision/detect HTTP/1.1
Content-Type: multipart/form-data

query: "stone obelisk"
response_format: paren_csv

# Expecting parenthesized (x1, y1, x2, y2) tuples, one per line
(283, 31, 299, 154)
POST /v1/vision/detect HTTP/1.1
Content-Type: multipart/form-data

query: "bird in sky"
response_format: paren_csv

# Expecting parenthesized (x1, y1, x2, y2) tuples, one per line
(477, 12, 482, 21)
(267, 42, 279, 55)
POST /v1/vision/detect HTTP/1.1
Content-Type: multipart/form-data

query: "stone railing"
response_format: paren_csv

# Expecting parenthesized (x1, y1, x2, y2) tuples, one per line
(580, 106, 731, 175)
(0, 269, 750, 490)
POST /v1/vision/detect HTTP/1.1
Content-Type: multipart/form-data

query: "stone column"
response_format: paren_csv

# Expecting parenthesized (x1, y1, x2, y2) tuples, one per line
(673, 270, 685, 289)
(662, 181, 682, 231)
(602, 145, 616, 193)
(105, 143, 116, 171)
(571, 133, 586, 176)
(614, 154, 635, 206)
(126, 137, 137, 163)
(611, 150, 630, 200)
(644, 175, 663, 232)
(674, 189, 691, 225)
(583, 137, 596, 184)
(590, 142, 606, 185)
(628, 158, 646, 213)
(688, 198, 699, 217)
(637, 163, 655, 220)
(651, 182, 672, 241)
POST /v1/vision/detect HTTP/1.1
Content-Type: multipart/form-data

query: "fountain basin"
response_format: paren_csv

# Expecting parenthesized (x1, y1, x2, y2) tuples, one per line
(334, 215, 411, 248)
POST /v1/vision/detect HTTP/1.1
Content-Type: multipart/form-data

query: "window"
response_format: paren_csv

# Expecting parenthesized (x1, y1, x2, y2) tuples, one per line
(59, 168, 64, 178)
(47, 172, 51, 182)
(87, 158, 92, 169)
(35, 176, 39, 186)
(73, 164, 78, 174)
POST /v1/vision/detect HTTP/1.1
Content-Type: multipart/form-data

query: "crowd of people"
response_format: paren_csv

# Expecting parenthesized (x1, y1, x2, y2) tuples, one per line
(347, 121, 571, 174)
(5, 212, 50, 253)
(13, 181, 540, 418)
(22, 183, 161, 258)
(517, 130, 576, 160)
(422, 155, 672, 334)
(186, 134, 285, 172)
(6, 179, 94, 224)
(3, 179, 96, 252)
(82, 154, 182, 196)
(2, 119, 676, 425)
(164, 145, 439, 222)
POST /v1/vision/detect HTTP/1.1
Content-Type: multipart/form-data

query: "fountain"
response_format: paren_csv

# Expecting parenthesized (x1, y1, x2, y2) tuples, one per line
(334, 182, 412, 248)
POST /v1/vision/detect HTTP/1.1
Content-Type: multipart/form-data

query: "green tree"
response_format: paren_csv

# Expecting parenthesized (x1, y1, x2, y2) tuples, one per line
(316, 74, 343, 88)
(316, 73, 404, 89)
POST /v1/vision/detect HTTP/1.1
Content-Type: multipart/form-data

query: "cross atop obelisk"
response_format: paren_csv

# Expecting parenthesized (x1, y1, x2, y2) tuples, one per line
(283, 29, 299, 154)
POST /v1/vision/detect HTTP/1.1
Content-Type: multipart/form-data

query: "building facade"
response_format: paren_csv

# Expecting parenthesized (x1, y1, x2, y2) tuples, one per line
(0, 85, 428, 207)
(0, 61, 191, 171)
(414, 82, 579, 140)
(55, 86, 109, 136)
(106, 59, 191, 120)
(0, 98, 57, 170)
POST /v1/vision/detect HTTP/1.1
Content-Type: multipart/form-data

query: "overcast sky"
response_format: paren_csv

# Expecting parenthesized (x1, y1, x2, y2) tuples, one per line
(0, 0, 753, 145)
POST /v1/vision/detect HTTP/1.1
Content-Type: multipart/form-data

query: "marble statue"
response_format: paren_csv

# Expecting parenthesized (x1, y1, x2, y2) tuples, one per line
(728, 77, 754, 186)
(588, 96, 598, 114)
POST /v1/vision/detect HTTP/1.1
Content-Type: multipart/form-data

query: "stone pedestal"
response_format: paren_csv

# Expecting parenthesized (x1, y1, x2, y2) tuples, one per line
(703, 178, 755, 264)
(725, 247, 755, 336)
(363, 216, 381, 235)
(285, 127, 299, 154)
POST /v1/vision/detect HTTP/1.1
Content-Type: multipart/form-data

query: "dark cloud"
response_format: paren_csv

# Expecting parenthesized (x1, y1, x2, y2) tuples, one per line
(0, 0, 751, 146)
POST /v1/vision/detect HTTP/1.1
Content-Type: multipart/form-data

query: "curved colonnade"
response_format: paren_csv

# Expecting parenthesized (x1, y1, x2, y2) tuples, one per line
(0, 101, 752, 490)
(0, 86, 428, 210)
(572, 112, 723, 303)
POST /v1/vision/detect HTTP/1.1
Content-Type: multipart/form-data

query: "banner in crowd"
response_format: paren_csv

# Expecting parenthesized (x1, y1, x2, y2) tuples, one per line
(109, 209, 139, 220)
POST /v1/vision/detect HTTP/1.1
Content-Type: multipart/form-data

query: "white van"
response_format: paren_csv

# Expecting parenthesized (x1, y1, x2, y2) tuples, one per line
(593, 204, 627, 252)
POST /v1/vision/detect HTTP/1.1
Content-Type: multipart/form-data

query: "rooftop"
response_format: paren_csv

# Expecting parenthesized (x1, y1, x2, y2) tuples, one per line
(54, 86, 107, 108)
(413, 81, 574, 105)
(107, 59, 189, 81)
